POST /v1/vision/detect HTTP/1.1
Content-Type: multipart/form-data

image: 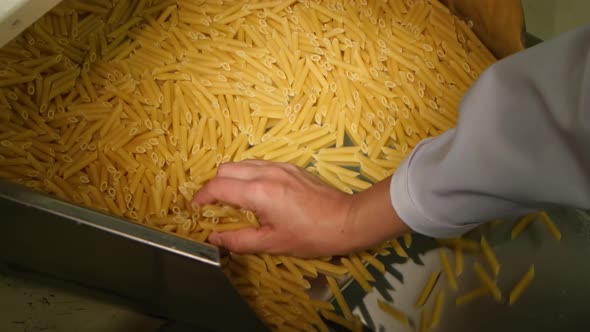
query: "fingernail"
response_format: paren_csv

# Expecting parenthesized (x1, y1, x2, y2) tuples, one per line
(191, 201, 199, 211)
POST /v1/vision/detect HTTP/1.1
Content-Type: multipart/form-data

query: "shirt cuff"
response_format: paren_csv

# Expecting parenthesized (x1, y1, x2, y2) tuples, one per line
(390, 138, 477, 239)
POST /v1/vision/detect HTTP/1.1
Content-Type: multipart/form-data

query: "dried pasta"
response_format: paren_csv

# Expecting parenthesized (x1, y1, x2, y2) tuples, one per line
(439, 250, 457, 290)
(454, 246, 463, 276)
(0, 0, 499, 330)
(430, 290, 445, 328)
(326, 276, 353, 321)
(390, 238, 409, 257)
(455, 286, 490, 306)
(539, 212, 561, 241)
(508, 264, 535, 305)
(474, 262, 502, 302)
(377, 299, 410, 327)
(416, 271, 440, 308)
(480, 236, 500, 276)
(511, 213, 537, 240)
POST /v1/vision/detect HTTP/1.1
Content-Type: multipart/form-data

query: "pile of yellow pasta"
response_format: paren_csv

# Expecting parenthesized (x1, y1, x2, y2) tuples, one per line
(0, 0, 503, 330)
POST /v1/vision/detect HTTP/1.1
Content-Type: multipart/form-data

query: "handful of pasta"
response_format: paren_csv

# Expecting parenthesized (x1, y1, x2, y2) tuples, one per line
(0, 0, 501, 330)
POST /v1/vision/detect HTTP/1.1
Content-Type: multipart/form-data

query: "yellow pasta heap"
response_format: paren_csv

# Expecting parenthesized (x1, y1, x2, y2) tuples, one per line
(0, 0, 500, 330)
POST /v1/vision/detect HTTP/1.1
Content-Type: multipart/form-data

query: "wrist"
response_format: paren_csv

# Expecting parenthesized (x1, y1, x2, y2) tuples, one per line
(344, 176, 409, 253)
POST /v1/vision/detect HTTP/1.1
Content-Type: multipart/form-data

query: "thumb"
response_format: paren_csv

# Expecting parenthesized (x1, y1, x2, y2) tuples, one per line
(208, 227, 272, 254)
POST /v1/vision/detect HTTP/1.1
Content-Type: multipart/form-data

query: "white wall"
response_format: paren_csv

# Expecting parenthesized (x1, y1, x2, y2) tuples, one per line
(522, 0, 590, 40)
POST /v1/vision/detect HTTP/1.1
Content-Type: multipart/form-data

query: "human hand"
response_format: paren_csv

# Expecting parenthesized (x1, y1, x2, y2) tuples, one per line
(191, 160, 409, 258)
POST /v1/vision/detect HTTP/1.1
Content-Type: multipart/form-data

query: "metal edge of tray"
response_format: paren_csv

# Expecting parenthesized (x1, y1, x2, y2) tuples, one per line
(0, 0, 62, 47)
(0, 179, 269, 332)
(0, 179, 220, 264)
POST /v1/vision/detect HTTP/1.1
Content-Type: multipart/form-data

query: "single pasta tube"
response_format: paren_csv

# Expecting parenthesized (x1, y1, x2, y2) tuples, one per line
(480, 236, 501, 276)
(326, 276, 353, 320)
(439, 250, 457, 290)
(403, 233, 413, 248)
(508, 264, 535, 305)
(419, 305, 431, 332)
(538, 212, 562, 241)
(390, 238, 408, 258)
(430, 290, 445, 329)
(415, 271, 440, 308)
(377, 299, 409, 327)
(454, 246, 464, 276)
(455, 286, 490, 306)
(511, 213, 537, 240)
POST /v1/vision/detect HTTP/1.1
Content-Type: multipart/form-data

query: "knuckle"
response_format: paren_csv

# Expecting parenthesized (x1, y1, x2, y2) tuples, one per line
(221, 235, 237, 249)
(248, 179, 283, 201)
(216, 162, 235, 176)
(268, 165, 290, 178)
(267, 181, 286, 198)
(225, 236, 249, 254)
(201, 178, 227, 197)
(250, 180, 269, 196)
(266, 166, 281, 177)
(216, 163, 228, 175)
(282, 162, 299, 172)
(204, 177, 222, 189)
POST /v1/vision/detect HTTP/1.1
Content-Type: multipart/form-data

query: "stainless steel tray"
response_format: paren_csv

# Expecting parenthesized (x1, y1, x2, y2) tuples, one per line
(0, 180, 268, 332)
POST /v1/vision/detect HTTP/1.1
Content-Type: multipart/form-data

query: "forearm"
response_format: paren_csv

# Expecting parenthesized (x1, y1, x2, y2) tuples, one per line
(345, 176, 410, 251)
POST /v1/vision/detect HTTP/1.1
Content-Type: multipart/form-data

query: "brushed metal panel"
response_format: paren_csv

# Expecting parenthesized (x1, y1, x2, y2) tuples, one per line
(0, 180, 268, 332)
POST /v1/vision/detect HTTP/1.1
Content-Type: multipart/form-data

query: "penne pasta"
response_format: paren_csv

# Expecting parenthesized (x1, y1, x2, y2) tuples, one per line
(341, 258, 372, 293)
(511, 213, 537, 240)
(416, 271, 440, 308)
(358, 252, 385, 274)
(350, 254, 375, 282)
(403, 233, 413, 248)
(454, 246, 464, 276)
(455, 286, 490, 306)
(538, 212, 562, 241)
(390, 238, 408, 258)
(474, 262, 502, 302)
(377, 300, 410, 327)
(480, 236, 501, 276)
(439, 250, 457, 290)
(320, 309, 357, 332)
(0, 1, 502, 330)
(430, 290, 445, 329)
(508, 264, 535, 305)
(326, 276, 353, 320)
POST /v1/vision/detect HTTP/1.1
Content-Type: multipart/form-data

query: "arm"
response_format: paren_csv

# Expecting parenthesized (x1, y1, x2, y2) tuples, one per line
(393, 25, 590, 238)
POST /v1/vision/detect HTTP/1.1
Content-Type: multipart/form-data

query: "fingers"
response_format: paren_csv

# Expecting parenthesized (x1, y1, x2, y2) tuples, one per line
(192, 177, 257, 210)
(216, 162, 260, 180)
(194, 160, 293, 211)
(235, 159, 271, 166)
(208, 228, 273, 254)
(217, 160, 302, 180)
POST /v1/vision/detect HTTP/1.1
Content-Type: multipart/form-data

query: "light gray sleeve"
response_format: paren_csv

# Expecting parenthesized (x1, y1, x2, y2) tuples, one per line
(390, 25, 590, 238)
